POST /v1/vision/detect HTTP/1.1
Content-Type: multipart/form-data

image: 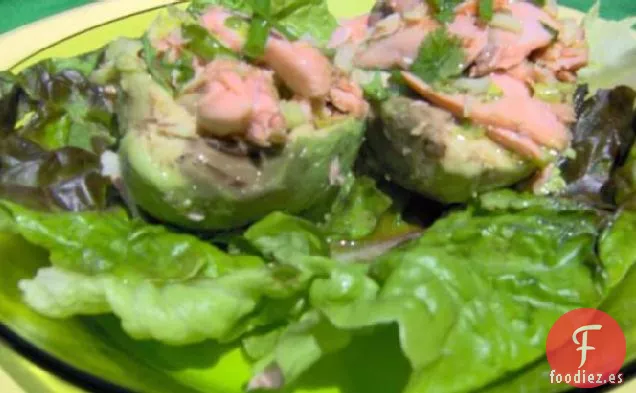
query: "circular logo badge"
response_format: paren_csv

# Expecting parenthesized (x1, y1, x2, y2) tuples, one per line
(546, 308, 626, 388)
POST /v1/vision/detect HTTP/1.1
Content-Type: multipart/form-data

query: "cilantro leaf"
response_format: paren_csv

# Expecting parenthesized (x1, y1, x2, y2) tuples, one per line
(243, 0, 274, 58)
(426, 0, 464, 23)
(478, 0, 494, 22)
(361, 73, 390, 102)
(409, 28, 466, 85)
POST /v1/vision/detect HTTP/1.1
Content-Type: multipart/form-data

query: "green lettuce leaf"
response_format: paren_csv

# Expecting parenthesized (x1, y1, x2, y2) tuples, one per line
(187, 0, 338, 46)
(320, 176, 393, 241)
(246, 194, 633, 392)
(477, 208, 636, 393)
(578, 1, 636, 93)
(0, 234, 200, 393)
(1, 203, 312, 346)
(243, 211, 331, 261)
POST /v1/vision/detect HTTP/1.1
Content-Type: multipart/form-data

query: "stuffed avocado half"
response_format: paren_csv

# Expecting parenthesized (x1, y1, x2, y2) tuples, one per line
(331, 0, 588, 203)
(364, 95, 534, 203)
(105, 6, 368, 230)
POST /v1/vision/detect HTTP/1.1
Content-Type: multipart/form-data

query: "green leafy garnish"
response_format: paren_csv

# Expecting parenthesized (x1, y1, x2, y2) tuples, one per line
(182, 24, 235, 61)
(244, 18, 272, 58)
(361, 72, 391, 102)
(478, 0, 494, 22)
(188, 0, 338, 46)
(410, 28, 466, 85)
(426, 0, 464, 23)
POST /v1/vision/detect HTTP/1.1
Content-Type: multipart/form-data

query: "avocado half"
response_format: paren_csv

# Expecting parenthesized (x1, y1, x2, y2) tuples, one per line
(118, 71, 365, 230)
(364, 96, 535, 203)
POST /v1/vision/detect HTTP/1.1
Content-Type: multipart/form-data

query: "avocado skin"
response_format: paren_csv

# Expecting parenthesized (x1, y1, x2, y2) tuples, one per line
(363, 96, 535, 204)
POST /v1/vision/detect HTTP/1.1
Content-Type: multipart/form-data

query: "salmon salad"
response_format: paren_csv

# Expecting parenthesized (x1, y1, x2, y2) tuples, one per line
(1, 1, 636, 393)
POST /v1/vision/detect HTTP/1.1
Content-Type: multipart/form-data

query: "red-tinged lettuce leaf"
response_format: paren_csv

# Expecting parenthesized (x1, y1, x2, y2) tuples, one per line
(0, 72, 19, 132)
(559, 85, 636, 209)
(0, 135, 110, 211)
(2, 50, 118, 154)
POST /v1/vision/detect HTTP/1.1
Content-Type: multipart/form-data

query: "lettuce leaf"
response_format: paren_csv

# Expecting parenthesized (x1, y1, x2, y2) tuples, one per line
(613, 142, 636, 206)
(558, 85, 636, 208)
(320, 176, 393, 241)
(0, 135, 110, 211)
(246, 194, 635, 392)
(188, 0, 338, 46)
(578, 1, 636, 93)
(476, 209, 636, 393)
(1, 203, 314, 345)
(0, 72, 19, 131)
(4, 53, 118, 154)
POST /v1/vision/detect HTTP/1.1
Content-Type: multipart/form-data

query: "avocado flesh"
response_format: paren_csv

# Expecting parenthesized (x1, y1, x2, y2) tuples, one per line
(118, 71, 365, 230)
(364, 96, 535, 203)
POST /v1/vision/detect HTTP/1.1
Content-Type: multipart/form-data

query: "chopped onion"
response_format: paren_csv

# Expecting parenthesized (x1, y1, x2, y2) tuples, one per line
(463, 96, 475, 118)
(560, 19, 579, 46)
(490, 12, 523, 33)
(453, 77, 492, 95)
(371, 13, 402, 39)
(544, 0, 559, 18)
(334, 44, 356, 72)
(100, 150, 122, 180)
(280, 101, 309, 129)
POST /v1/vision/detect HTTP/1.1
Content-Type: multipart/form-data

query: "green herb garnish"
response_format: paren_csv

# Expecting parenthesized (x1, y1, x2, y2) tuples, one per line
(362, 73, 390, 102)
(478, 0, 494, 22)
(426, 0, 464, 23)
(410, 28, 466, 85)
(244, 18, 271, 58)
(181, 24, 235, 61)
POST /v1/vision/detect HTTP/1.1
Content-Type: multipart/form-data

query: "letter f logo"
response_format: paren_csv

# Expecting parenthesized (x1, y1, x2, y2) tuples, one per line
(572, 325, 603, 368)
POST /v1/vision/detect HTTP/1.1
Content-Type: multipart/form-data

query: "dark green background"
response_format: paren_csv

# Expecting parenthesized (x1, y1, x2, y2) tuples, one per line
(0, 0, 634, 36)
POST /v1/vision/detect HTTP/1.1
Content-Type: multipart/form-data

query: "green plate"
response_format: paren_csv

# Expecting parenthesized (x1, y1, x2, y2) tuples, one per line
(0, 2, 634, 393)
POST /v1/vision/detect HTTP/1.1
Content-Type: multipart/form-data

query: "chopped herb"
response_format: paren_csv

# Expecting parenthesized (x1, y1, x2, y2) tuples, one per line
(486, 81, 503, 100)
(244, 18, 271, 58)
(140, 35, 175, 93)
(410, 28, 466, 85)
(531, 0, 547, 6)
(426, 0, 464, 23)
(182, 24, 235, 61)
(541, 22, 559, 43)
(225, 16, 247, 29)
(252, 0, 298, 41)
(388, 70, 412, 96)
(251, 0, 271, 15)
(533, 82, 576, 104)
(362, 73, 390, 102)
(478, 0, 494, 23)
